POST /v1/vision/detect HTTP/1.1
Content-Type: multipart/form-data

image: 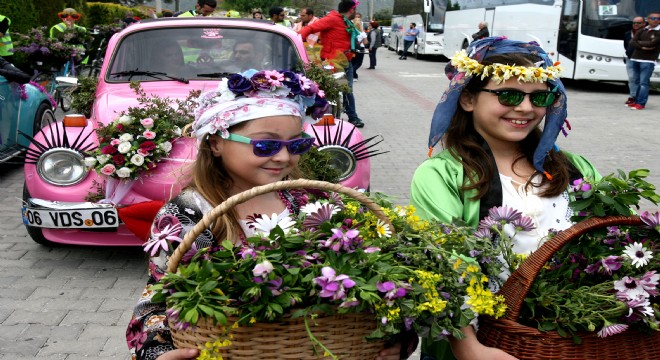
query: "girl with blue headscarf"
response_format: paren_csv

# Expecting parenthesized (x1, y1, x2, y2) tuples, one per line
(410, 37, 601, 359)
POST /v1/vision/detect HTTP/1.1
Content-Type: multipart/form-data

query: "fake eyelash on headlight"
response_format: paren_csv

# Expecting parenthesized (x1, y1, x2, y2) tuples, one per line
(18, 119, 98, 164)
(307, 121, 388, 161)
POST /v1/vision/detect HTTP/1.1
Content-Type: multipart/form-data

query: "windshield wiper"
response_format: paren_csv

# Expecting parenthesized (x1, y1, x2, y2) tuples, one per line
(110, 70, 189, 84)
(196, 72, 234, 78)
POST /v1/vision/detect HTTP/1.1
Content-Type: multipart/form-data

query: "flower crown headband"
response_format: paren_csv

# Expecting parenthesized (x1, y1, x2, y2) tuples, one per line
(192, 69, 329, 141)
(428, 37, 570, 177)
(450, 49, 563, 84)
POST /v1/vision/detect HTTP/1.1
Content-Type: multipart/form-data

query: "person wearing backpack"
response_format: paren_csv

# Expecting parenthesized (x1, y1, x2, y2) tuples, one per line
(366, 21, 382, 69)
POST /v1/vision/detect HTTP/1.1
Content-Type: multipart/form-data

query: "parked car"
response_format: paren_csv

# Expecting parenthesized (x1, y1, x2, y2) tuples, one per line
(0, 59, 56, 163)
(21, 17, 382, 246)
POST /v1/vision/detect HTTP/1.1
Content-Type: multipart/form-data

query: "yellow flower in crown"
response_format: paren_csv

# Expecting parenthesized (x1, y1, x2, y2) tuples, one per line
(450, 49, 563, 84)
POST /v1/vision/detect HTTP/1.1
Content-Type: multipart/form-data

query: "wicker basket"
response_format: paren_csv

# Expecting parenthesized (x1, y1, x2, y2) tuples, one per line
(477, 216, 660, 359)
(166, 179, 390, 359)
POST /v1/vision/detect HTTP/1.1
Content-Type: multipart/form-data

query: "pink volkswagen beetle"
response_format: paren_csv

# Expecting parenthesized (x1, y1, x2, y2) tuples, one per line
(21, 18, 383, 247)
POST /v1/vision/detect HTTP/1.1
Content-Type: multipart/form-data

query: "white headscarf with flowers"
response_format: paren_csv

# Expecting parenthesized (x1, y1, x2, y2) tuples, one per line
(192, 69, 323, 142)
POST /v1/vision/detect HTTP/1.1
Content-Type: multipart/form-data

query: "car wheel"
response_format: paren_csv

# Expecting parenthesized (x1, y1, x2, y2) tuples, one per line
(22, 184, 59, 247)
(57, 87, 73, 112)
(34, 102, 56, 133)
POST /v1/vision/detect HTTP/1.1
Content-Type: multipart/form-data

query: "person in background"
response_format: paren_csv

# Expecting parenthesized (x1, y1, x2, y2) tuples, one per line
(162, 10, 174, 18)
(269, 7, 292, 28)
(626, 12, 660, 110)
(400, 22, 419, 60)
(252, 8, 264, 19)
(177, 0, 217, 17)
(350, 19, 368, 80)
(299, 0, 366, 128)
(411, 37, 600, 360)
(471, 21, 489, 40)
(49, 8, 86, 40)
(366, 21, 381, 69)
(294, 8, 320, 44)
(624, 16, 646, 106)
(122, 11, 139, 28)
(221, 39, 265, 72)
(0, 14, 12, 60)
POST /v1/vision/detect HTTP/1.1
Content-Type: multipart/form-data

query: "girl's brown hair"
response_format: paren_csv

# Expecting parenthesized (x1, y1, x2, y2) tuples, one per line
(189, 122, 304, 243)
(444, 52, 571, 200)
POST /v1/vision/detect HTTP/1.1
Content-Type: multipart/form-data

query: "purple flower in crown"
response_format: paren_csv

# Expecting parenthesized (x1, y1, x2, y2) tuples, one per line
(310, 96, 330, 119)
(281, 71, 302, 94)
(227, 73, 254, 94)
(264, 70, 284, 87)
(301, 81, 319, 97)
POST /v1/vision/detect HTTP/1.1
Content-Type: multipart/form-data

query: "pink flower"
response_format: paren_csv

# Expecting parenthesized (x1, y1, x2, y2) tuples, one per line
(137, 148, 150, 156)
(143, 215, 183, 257)
(314, 266, 355, 301)
(140, 117, 154, 129)
(110, 139, 121, 146)
(597, 323, 628, 338)
(100, 164, 116, 175)
(143, 131, 156, 140)
(252, 260, 274, 278)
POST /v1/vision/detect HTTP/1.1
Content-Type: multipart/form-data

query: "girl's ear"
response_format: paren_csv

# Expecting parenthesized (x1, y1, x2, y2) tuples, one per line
(207, 135, 223, 157)
(459, 91, 476, 112)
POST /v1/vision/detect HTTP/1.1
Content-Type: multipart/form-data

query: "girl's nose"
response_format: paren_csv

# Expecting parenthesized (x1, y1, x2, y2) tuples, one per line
(514, 95, 535, 112)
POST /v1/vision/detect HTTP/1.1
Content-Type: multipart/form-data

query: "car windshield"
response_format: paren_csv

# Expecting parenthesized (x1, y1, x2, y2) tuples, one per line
(107, 27, 302, 82)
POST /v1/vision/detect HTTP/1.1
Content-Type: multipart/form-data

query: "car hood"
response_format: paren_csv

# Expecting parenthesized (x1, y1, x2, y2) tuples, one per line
(93, 81, 218, 125)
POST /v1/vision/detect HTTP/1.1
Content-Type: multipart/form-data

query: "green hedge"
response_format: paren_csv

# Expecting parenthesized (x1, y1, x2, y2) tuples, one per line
(87, 2, 145, 26)
(1, 0, 90, 33)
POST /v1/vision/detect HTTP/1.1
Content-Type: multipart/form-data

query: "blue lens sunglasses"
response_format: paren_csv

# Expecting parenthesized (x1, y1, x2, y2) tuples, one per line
(226, 133, 315, 157)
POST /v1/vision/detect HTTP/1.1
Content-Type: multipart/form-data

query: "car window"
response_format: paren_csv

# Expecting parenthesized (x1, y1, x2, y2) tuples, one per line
(107, 27, 302, 82)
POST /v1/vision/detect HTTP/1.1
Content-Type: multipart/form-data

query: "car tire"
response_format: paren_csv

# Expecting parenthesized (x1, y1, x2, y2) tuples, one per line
(56, 87, 72, 112)
(34, 102, 56, 133)
(22, 184, 59, 247)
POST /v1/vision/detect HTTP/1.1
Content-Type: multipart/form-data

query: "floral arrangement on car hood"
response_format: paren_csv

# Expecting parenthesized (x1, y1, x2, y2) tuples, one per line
(149, 190, 507, 358)
(85, 82, 198, 180)
(480, 169, 660, 340)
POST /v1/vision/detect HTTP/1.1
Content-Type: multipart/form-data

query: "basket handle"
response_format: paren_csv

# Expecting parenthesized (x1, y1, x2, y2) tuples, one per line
(497, 215, 643, 321)
(167, 179, 393, 273)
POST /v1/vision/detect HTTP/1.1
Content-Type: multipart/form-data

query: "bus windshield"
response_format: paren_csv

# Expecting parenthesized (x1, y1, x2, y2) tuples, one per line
(581, 0, 653, 40)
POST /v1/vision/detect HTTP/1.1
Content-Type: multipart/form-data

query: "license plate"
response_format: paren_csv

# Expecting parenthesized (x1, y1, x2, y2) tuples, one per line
(22, 207, 119, 229)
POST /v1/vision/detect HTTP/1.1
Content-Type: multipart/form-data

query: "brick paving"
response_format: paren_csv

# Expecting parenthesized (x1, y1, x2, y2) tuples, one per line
(0, 48, 658, 359)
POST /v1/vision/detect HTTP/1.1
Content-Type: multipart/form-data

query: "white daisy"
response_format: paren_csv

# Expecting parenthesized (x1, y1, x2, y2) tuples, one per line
(252, 213, 296, 236)
(623, 242, 653, 268)
(375, 219, 392, 238)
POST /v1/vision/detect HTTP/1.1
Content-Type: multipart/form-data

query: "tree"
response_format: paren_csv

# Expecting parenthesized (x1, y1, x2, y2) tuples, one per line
(373, 8, 392, 21)
(222, 0, 291, 14)
(290, 0, 336, 14)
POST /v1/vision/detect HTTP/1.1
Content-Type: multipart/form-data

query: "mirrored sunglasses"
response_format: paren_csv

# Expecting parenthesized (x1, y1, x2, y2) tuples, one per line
(648, 17, 660, 21)
(226, 133, 314, 157)
(479, 89, 559, 107)
(58, 12, 81, 20)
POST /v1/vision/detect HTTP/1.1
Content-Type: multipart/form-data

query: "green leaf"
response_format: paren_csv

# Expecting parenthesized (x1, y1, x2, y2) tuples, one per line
(286, 267, 300, 275)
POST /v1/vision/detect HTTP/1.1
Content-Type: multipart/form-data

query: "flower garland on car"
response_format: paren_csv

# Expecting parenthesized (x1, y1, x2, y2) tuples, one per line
(85, 82, 198, 180)
(148, 191, 507, 359)
(478, 169, 660, 340)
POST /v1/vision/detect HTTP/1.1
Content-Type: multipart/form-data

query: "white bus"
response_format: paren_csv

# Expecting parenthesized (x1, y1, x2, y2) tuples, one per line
(390, 0, 447, 58)
(440, 0, 659, 82)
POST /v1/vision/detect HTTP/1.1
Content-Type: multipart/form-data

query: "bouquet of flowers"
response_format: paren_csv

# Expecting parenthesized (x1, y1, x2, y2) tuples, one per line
(85, 82, 198, 180)
(11, 27, 84, 71)
(149, 180, 507, 359)
(478, 169, 659, 341)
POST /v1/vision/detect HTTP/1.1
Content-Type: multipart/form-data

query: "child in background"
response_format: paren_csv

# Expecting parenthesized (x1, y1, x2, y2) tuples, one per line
(410, 37, 601, 359)
(126, 70, 408, 360)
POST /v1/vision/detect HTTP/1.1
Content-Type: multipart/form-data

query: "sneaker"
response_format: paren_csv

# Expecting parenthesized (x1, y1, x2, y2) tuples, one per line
(629, 104, 645, 110)
(625, 97, 635, 105)
(348, 117, 365, 128)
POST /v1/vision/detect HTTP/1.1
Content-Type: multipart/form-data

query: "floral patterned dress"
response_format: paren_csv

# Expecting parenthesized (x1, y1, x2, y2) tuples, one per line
(126, 188, 308, 360)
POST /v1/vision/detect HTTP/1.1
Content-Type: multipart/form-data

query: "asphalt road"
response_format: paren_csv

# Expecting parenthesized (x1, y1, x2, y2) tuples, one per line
(0, 47, 658, 359)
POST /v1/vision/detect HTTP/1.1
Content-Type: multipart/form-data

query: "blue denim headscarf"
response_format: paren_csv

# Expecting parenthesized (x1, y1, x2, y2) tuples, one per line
(428, 37, 568, 175)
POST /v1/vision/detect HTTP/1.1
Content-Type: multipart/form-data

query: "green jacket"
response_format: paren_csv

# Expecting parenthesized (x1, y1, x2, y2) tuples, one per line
(410, 149, 600, 359)
(0, 15, 12, 57)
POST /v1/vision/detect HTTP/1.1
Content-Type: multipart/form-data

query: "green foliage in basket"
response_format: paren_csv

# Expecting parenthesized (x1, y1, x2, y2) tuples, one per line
(149, 191, 507, 358)
(485, 169, 660, 341)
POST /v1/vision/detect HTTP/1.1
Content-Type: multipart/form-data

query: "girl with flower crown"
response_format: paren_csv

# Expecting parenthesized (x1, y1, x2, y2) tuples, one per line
(410, 38, 602, 359)
(126, 70, 407, 360)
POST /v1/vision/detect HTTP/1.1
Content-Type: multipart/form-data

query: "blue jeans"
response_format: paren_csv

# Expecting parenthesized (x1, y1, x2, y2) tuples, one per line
(630, 60, 655, 106)
(625, 59, 637, 98)
(344, 62, 359, 119)
(402, 40, 414, 57)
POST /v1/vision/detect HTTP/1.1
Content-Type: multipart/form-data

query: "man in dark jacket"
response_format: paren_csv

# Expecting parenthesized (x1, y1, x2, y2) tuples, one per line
(299, 0, 365, 128)
(627, 12, 660, 110)
(624, 16, 646, 105)
(471, 22, 489, 40)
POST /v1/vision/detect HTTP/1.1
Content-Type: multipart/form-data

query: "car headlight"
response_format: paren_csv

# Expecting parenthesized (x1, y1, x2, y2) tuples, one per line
(37, 148, 87, 186)
(317, 145, 357, 181)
